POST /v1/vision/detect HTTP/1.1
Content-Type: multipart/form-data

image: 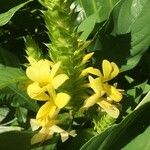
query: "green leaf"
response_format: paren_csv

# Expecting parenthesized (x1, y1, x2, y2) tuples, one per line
(80, 127, 114, 150)
(122, 126, 150, 150)
(135, 91, 150, 110)
(77, 0, 119, 40)
(0, 65, 27, 89)
(0, 47, 20, 67)
(15, 107, 28, 124)
(10, 85, 39, 112)
(0, 0, 32, 26)
(0, 107, 9, 122)
(78, 0, 119, 21)
(112, 0, 150, 71)
(78, 13, 98, 40)
(127, 81, 149, 103)
(0, 126, 22, 134)
(80, 92, 150, 150)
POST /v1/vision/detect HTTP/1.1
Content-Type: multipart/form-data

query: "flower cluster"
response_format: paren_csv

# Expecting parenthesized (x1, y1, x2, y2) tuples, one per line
(24, 0, 123, 145)
(25, 55, 123, 144)
(26, 57, 76, 144)
(81, 59, 123, 119)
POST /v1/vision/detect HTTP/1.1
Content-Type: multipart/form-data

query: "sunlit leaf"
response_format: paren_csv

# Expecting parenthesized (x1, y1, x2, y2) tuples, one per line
(112, 0, 150, 71)
(0, 0, 32, 26)
(122, 126, 150, 150)
(135, 91, 150, 110)
(0, 65, 27, 89)
(77, 0, 119, 40)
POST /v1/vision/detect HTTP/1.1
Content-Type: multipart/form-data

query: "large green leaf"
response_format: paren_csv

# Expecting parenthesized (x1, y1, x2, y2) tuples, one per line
(78, 0, 119, 20)
(112, 0, 150, 71)
(0, 65, 27, 89)
(80, 92, 150, 150)
(78, 12, 100, 40)
(0, 65, 39, 112)
(0, 0, 32, 26)
(77, 0, 119, 40)
(122, 126, 150, 150)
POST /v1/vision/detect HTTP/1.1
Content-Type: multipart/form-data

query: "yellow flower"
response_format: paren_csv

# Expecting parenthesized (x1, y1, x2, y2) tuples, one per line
(81, 60, 123, 118)
(36, 93, 71, 127)
(101, 60, 122, 102)
(30, 122, 77, 145)
(29, 92, 71, 144)
(26, 59, 69, 100)
(101, 59, 119, 82)
(81, 59, 122, 102)
(26, 58, 72, 142)
(80, 59, 119, 80)
(82, 76, 119, 118)
(29, 93, 72, 144)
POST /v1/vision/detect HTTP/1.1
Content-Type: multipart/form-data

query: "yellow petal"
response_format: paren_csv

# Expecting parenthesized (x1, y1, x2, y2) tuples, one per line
(50, 125, 65, 133)
(69, 130, 77, 137)
(102, 60, 112, 81)
(30, 119, 40, 131)
(97, 100, 120, 118)
(50, 125, 76, 142)
(26, 59, 51, 85)
(46, 119, 59, 127)
(89, 76, 104, 95)
(81, 52, 94, 64)
(36, 101, 57, 121)
(55, 93, 71, 108)
(46, 84, 57, 99)
(60, 132, 69, 142)
(50, 61, 61, 80)
(80, 67, 102, 77)
(83, 94, 100, 108)
(104, 84, 122, 102)
(31, 127, 53, 145)
(31, 132, 47, 144)
(50, 125, 69, 142)
(52, 74, 69, 89)
(110, 62, 119, 80)
(27, 82, 49, 100)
